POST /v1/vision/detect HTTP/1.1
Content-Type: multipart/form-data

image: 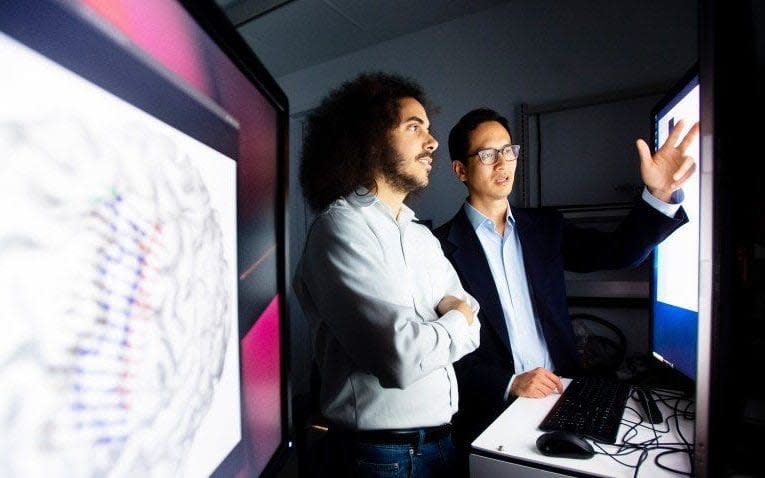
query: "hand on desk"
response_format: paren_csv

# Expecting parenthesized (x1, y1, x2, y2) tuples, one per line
(511, 368, 564, 398)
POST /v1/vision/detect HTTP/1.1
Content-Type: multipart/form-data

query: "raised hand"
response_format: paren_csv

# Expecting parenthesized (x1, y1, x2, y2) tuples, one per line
(636, 119, 700, 202)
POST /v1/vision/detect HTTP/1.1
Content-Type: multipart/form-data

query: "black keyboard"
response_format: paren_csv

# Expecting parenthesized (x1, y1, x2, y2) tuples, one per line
(538, 376, 631, 444)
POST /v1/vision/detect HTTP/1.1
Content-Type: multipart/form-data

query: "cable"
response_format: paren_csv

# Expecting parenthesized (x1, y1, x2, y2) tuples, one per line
(588, 391, 696, 476)
(654, 449, 693, 476)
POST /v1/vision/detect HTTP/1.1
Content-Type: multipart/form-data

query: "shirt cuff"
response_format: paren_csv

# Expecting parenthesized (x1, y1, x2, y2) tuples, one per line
(440, 308, 480, 356)
(503, 374, 517, 402)
(642, 187, 683, 218)
(451, 291, 481, 345)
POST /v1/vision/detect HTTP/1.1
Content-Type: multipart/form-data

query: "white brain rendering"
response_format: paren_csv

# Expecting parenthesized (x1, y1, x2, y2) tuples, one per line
(0, 112, 231, 477)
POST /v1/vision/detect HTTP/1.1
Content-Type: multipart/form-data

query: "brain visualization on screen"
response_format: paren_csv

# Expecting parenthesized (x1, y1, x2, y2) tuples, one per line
(650, 68, 700, 382)
(0, 0, 289, 477)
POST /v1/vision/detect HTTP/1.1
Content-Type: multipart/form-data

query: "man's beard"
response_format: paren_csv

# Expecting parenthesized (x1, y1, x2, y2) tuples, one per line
(379, 144, 430, 195)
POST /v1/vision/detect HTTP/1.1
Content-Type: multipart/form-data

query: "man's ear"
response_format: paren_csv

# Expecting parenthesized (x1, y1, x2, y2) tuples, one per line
(452, 160, 467, 182)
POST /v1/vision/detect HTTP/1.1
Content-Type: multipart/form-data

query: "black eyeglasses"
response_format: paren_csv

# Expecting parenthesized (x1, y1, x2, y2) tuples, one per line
(468, 144, 520, 165)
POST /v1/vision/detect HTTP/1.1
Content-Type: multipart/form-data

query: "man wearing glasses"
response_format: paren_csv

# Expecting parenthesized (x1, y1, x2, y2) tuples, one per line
(434, 107, 699, 451)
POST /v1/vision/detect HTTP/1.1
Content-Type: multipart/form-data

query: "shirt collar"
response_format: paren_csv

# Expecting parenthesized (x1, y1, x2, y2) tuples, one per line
(346, 187, 377, 207)
(463, 200, 515, 232)
(346, 188, 417, 225)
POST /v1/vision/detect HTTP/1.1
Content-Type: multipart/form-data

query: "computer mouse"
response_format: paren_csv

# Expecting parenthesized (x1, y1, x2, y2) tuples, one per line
(535, 431, 595, 459)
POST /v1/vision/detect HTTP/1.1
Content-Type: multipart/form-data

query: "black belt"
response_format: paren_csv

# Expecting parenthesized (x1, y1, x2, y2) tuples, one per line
(331, 423, 452, 447)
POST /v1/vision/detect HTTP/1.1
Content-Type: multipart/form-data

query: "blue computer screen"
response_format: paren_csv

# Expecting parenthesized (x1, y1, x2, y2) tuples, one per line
(650, 69, 700, 381)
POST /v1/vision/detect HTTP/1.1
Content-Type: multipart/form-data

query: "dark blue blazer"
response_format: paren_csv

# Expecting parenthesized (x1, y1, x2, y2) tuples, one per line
(434, 199, 688, 443)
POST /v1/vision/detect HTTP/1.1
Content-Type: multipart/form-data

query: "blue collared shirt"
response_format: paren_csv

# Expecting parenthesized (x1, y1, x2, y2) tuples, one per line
(464, 188, 681, 399)
(464, 201, 553, 399)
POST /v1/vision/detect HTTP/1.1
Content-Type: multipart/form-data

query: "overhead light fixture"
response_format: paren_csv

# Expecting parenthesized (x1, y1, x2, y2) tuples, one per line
(217, 0, 298, 27)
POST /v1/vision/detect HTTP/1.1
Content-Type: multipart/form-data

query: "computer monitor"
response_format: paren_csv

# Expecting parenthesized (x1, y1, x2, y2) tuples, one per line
(649, 65, 700, 384)
(0, 1, 289, 476)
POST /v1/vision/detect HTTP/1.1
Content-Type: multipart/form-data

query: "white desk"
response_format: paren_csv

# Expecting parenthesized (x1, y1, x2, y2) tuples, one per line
(470, 378, 694, 478)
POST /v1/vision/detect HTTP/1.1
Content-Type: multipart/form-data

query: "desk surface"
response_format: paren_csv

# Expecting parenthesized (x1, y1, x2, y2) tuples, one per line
(470, 378, 694, 478)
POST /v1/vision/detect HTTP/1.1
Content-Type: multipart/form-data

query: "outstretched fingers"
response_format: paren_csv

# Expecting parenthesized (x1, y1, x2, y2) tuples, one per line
(663, 118, 686, 148)
(636, 138, 653, 165)
(677, 121, 700, 152)
(672, 159, 697, 189)
(672, 155, 696, 181)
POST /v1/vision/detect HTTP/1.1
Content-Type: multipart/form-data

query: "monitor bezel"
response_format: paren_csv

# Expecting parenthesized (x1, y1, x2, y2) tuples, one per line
(178, 1, 293, 476)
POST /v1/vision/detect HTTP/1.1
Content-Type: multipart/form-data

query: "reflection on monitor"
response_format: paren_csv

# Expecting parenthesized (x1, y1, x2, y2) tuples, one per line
(241, 296, 283, 475)
(650, 67, 700, 381)
(1, 0, 289, 477)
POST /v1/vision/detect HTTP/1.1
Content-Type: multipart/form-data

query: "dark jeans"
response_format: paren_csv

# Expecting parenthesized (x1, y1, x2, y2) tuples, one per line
(307, 426, 462, 478)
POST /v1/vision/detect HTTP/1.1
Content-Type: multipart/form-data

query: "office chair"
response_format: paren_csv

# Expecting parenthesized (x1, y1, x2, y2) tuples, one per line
(570, 313, 627, 376)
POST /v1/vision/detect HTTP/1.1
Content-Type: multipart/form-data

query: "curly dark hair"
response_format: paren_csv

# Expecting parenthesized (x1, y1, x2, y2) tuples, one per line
(299, 72, 428, 212)
(448, 107, 511, 164)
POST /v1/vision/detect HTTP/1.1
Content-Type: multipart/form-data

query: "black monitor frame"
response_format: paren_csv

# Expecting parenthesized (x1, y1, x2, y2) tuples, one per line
(697, 1, 764, 476)
(180, 2, 293, 476)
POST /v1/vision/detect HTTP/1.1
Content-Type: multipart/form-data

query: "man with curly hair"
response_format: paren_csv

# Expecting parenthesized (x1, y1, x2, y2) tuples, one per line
(293, 72, 480, 477)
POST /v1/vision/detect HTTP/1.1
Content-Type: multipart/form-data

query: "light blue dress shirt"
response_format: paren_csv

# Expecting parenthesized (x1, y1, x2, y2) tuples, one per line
(464, 188, 680, 399)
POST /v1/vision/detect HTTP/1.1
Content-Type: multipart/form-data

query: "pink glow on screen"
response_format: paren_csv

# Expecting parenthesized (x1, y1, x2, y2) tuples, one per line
(208, 55, 279, 220)
(241, 295, 283, 476)
(79, 0, 211, 95)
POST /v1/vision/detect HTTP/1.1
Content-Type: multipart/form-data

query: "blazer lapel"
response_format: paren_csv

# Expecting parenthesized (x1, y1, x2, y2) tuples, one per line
(512, 208, 545, 312)
(447, 209, 512, 354)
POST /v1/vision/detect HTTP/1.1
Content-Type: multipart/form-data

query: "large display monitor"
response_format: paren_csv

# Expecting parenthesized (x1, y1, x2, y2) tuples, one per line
(0, 1, 290, 476)
(649, 66, 700, 384)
